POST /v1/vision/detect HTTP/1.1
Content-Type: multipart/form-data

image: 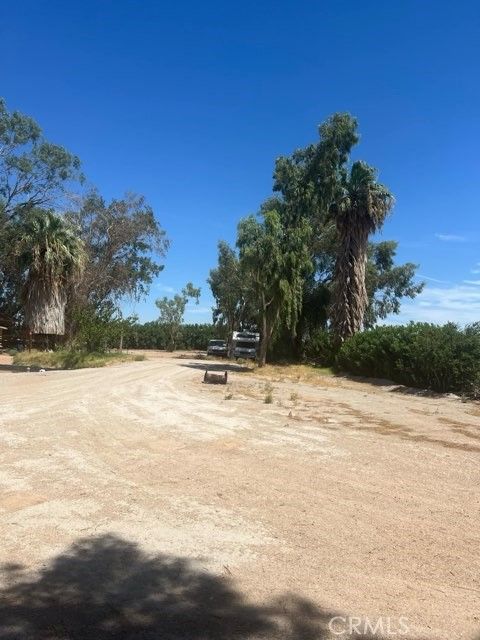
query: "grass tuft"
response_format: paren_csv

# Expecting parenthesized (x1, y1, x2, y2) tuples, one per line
(264, 382, 274, 404)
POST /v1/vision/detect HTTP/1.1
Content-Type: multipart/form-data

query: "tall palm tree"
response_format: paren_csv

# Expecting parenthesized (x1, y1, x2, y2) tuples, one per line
(330, 161, 394, 343)
(15, 209, 85, 336)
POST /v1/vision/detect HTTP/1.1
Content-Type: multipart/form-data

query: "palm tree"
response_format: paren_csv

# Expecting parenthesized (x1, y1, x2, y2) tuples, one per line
(330, 161, 394, 343)
(15, 209, 85, 336)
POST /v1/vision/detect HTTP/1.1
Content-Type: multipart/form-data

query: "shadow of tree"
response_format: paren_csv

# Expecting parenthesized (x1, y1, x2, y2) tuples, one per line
(0, 364, 54, 373)
(180, 361, 252, 374)
(0, 534, 395, 639)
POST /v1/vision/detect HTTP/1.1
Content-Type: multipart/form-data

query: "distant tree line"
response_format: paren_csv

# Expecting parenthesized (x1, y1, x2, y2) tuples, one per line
(123, 323, 219, 351)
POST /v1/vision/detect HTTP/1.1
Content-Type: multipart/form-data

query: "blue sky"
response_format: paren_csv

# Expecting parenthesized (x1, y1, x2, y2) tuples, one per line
(2, 0, 479, 324)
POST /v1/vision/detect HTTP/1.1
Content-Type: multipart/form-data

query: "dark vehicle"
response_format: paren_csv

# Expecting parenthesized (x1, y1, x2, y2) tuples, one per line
(207, 339, 228, 357)
(232, 331, 260, 360)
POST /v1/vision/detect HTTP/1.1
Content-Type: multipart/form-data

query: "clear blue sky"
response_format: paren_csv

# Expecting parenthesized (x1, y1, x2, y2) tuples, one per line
(2, 0, 479, 324)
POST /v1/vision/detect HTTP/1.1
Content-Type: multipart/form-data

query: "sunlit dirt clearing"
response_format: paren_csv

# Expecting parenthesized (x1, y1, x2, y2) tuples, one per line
(0, 351, 479, 639)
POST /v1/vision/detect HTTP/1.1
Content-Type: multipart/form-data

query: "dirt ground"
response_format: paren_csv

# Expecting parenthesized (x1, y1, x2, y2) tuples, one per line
(0, 351, 479, 639)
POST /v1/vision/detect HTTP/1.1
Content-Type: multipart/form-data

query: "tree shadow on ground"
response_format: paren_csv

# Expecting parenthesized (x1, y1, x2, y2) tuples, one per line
(0, 364, 56, 373)
(0, 534, 396, 640)
(180, 361, 252, 374)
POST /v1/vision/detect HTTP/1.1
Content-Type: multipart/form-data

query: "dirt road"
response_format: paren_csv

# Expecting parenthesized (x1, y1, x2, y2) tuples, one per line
(0, 352, 479, 639)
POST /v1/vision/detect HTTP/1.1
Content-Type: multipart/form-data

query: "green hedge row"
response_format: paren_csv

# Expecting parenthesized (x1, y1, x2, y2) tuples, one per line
(124, 322, 222, 351)
(336, 322, 480, 395)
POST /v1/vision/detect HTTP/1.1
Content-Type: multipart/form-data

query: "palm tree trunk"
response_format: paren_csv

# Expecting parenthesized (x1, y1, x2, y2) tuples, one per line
(330, 212, 370, 344)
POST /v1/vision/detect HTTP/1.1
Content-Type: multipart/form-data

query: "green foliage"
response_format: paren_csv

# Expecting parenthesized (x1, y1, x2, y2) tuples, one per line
(14, 209, 85, 335)
(337, 323, 480, 395)
(155, 283, 201, 350)
(272, 114, 420, 335)
(211, 113, 423, 366)
(364, 242, 424, 326)
(15, 210, 84, 280)
(72, 305, 137, 353)
(67, 191, 168, 309)
(208, 240, 251, 334)
(0, 98, 82, 219)
(0, 98, 83, 320)
(237, 208, 312, 365)
(273, 112, 359, 225)
(303, 329, 336, 367)
(0, 100, 168, 339)
(124, 322, 219, 351)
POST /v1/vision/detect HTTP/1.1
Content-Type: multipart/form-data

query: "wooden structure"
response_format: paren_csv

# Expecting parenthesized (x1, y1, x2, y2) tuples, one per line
(203, 369, 228, 385)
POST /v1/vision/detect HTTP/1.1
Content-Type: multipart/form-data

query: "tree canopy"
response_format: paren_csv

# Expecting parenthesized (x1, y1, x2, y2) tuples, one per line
(0, 98, 82, 220)
(156, 283, 201, 351)
(67, 191, 169, 311)
(0, 99, 169, 339)
(14, 209, 85, 335)
(237, 209, 312, 366)
(208, 241, 249, 337)
(209, 113, 423, 362)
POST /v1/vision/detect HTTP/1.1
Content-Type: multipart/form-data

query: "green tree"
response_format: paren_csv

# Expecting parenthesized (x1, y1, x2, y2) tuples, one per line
(64, 191, 168, 342)
(72, 304, 137, 352)
(0, 98, 82, 220)
(155, 283, 201, 351)
(67, 191, 169, 312)
(208, 241, 250, 340)
(237, 209, 311, 366)
(14, 209, 85, 337)
(330, 161, 394, 342)
(272, 113, 420, 340)
(291, 242, 424, 359)
(364, 241, 424, 327)
(0, 99, 83, 320)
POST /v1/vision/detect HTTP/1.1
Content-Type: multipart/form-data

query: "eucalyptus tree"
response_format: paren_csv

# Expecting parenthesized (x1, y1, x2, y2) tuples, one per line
(156, 283, 201, 351)
(208, 240, 251, 339)
(15, 209, 85, 336)
(237, 208, 312, 366)
(67, 191, 169, 312)
(0, 98, 82, 221)
(272, 113, 421, 342)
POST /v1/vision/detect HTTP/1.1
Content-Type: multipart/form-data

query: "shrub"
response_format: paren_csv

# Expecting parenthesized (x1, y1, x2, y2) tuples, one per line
(264, 382, 274, 404)
(337, 322, 480, 395)
(303, 329, 336, 367)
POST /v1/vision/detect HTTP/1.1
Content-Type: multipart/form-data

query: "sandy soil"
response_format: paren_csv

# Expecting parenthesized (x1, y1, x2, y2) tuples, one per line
(0, 351, 479, 639)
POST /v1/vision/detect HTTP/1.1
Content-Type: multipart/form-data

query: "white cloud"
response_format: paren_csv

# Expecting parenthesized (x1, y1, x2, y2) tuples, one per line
(463, 280, 480, 286)
(434, 233, 467, 242)
(416, 274, 451, 284)
(390, 284, 480, 325)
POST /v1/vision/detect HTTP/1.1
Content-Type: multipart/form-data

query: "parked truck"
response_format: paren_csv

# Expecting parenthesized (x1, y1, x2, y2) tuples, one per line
(231, 331, 260, 360)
